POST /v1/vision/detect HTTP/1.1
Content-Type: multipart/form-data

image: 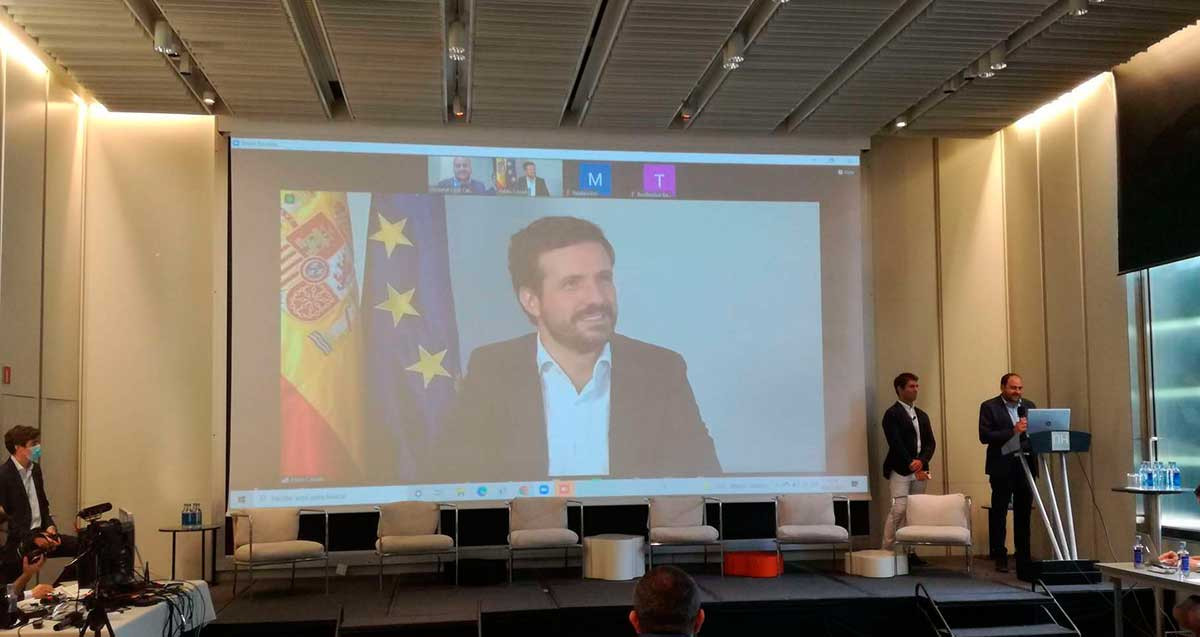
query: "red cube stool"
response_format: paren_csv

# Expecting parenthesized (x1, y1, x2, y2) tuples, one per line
(723, 551, 783, 578)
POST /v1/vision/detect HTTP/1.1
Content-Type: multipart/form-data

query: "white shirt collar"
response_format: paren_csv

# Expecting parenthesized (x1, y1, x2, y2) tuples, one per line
(11, 455, 30, 476)
(537, 334, 611, 380)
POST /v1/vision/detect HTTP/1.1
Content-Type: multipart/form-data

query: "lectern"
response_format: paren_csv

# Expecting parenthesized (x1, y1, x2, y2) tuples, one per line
(1003, 427, 1097, 583)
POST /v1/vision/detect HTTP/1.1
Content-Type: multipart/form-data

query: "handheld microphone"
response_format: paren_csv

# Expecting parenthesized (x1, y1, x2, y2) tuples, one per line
(53, 611, 82, 631)
(1017, 404, 1028, 418)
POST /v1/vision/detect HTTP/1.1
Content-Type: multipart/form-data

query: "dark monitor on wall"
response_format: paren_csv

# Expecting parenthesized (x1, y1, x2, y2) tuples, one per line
(1115, 24, 1200, 273)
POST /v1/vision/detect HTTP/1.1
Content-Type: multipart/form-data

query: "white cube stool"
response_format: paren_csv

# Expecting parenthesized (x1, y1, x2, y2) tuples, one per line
(844, 549, 908, 578)
(584, 534, 646, 581)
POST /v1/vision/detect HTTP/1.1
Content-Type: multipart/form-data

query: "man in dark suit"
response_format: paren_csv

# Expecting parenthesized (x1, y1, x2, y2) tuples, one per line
(880, 372, 936, 566)
(0, 426, 78, 582)
(513, 161, 550, 197)
(442, 216, 720, 481)
(979, 373, 1037, 572)
(435, 156, 491, 194)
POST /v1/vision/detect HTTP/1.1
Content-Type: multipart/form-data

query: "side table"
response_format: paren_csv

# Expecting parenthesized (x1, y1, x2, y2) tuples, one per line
(158, 524, 222, 583)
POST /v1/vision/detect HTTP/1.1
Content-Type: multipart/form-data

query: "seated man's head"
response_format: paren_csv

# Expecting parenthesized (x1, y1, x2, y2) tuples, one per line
(4, 425, 41, 466)
(452, 156, 473, 182)
(509, 216, 617, 355)
(630, 565, 705, 636)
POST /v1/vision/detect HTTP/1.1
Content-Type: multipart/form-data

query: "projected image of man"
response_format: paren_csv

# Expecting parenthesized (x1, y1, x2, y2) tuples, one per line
(446, 216, 720, 480)
(516, 161, 550, 197)
(436, 156, 492, 194)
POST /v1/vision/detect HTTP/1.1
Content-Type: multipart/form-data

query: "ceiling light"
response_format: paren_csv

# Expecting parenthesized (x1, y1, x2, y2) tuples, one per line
(977, 58, 994, 79)
(452, 95, 465, 118)
(680, 101, 694, 121)
(988, 44, 1007, 71)
(943, 75, 964, 94)
(447, 21, 467, 62)
(153, 20, 177, 56)
(1067, 0, 1088, 16)
(722, 32, 745, 70)
(201, 90, 215, 106)
(177, 53, 192, 75)
(894, 116, 908, 129)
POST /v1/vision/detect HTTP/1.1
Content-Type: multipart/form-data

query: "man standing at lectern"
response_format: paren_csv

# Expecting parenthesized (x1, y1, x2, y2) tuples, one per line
(881, 372, 936, 566)
(979, 373, 1038, 573)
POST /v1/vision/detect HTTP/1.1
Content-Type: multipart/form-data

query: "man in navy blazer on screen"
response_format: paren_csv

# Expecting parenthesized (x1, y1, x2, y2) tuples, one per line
(442, 216, 721, 482)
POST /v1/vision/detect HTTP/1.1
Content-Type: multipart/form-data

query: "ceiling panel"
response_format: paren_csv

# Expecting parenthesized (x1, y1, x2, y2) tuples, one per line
(316, 0, 444, 122)
(470, 0, 599, 128)
(909, 1, 1200, 135)
(158, 0, 326, 118)
(691, 1, 902, 132)
(3, 0, 200, 113)
(794, 0, 1059, 136)
(583, 0, 750, 129)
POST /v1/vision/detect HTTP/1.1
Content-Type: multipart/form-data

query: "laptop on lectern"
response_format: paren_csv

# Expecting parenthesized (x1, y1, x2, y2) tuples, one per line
(1026, 408, 1070, 435)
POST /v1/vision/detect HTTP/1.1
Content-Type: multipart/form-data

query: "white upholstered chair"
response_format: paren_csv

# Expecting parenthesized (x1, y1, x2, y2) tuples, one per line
(894, 493, 973, 574)
(229, 507, 329, 596)
(375, 502, 458, 589)
(507, 498, 583, 582)
(774, 494, 852, 570)
(646, 496, 723, 576)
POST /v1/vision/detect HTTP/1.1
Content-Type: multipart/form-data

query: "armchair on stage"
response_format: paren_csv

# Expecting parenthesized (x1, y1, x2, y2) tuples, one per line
(375, 502, 458, 589)
(774, 494, 852, 570)
(647, 496, 724, 576)
(229, 507, 329, 596)
(506, 498, 583, 583)
(894, 493, 973, 574)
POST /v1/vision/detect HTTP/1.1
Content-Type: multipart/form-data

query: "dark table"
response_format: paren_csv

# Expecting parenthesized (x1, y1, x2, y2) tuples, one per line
(158, 524, 222, 583)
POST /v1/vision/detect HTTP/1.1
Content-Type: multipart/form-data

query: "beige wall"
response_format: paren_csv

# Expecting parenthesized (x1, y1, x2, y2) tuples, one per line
(866, 74, 1135, 559)
(79, 113, 216, 580)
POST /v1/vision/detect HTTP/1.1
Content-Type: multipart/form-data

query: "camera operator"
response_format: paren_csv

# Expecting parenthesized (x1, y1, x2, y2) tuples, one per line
(0, 426, 78, 576)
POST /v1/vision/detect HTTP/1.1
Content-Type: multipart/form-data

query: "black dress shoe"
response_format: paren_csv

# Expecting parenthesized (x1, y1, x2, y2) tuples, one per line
(908, 553, 930, 567)
(994, 557, 1009, 573)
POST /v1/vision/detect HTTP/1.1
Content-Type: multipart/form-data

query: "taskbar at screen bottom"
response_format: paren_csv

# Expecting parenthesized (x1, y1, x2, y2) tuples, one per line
(229, 475, 869, 508)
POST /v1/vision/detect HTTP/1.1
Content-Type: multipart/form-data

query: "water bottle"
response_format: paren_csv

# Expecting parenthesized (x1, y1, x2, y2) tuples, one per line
(181, 503, 190, 527)
(1155, 462, 1167, 490)
(1140, 461, 1153, 488)
(1171, 462, 1182, 489)
(1181, 542, 1191, 579)
(5, 583, 16, 615)
(1134, 534, 1146, 569)
(193, 503, 203, 526)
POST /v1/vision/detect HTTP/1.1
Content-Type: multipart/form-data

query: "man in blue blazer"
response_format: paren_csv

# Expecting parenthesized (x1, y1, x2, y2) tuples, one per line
(978, 373, 1037, 573)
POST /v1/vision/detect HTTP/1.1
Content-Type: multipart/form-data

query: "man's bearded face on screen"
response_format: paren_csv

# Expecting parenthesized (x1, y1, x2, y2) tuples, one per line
(527, 241, 617, 353)
(453, 157, 472, 182)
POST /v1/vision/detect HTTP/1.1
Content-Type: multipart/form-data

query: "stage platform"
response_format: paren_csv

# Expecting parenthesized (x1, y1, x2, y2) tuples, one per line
(204, 558, 1156, 636)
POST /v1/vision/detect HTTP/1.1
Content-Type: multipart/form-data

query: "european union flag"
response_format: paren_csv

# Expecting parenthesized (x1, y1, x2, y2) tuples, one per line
(361, 194, 461, 482)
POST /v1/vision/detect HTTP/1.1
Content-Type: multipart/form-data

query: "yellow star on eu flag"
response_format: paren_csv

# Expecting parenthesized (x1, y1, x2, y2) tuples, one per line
(375, 284, 420, 326)
(406, 345, 451, 388)
(370, 214, 412, 257)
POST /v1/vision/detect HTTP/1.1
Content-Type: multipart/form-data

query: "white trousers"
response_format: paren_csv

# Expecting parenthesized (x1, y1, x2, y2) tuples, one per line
(882, 471, 927, 551)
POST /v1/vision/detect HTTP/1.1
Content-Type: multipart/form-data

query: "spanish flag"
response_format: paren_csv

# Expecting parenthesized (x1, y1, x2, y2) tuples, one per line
(279, 191, 366, 482)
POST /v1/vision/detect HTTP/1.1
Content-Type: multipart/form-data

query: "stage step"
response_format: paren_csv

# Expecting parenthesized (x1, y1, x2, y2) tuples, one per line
(940, 623, 1077, 637)
(919, 581, 1080, 637)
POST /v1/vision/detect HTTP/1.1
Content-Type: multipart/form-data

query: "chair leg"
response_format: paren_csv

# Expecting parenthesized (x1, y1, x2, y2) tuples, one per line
(719, 543, 724, 578)
(508, 549, 514, 584)
(290, 562, 297, 591)
(324, 556, 330, 594)
(647, 544, 653, 571)
(966, 547, 972, 576)
(232, 563, 239, 598)
(378, 553, 384, 592)
(703, 545, 708, 572)
(454, 550, 459, 586)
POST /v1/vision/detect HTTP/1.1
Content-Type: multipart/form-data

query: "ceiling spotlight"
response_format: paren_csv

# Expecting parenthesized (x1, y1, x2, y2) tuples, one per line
(773, 0, 790, 3)
(1067, 0, 1088, 16)
(988, 44, 1007, 71)
(177, 53, 192, 76)
(680, 101, 695, 121)
(722, 32, 745, 70)
(153, 19, 177, 56)
(452, 95, 465, 118)
(447, 21, 467, 62)
(201, 90, 215, 106)
(894, 116, 908, 129)
(943, 75, 964, 94)
(977, 58, 995, 79)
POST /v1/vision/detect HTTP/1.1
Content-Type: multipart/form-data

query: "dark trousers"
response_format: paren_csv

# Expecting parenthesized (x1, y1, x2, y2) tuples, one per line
(1, 532, 80, 583)
(989, 460, 1033, 561)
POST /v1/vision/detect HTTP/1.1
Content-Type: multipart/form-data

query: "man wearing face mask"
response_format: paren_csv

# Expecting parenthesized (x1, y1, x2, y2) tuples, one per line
(0, 426, 78, 576)
(443, 216, 720, 482)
